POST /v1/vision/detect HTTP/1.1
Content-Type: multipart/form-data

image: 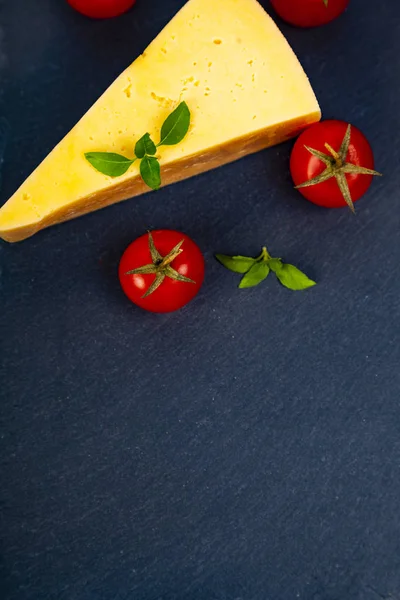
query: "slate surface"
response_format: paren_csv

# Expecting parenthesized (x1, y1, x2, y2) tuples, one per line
(1, 1, 400, 599)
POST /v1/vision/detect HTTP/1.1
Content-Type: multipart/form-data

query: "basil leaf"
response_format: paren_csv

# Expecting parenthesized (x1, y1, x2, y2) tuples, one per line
(273, 262, 316, 290)
(159, 101, 190, 146)
(140, 156, 161, 190)
(85, 152, 134, 177)
(135, 133, 157, 159)
(268, 258, 283, 273)
(239, 262, 270, 289)
(215, 254, 256, 274)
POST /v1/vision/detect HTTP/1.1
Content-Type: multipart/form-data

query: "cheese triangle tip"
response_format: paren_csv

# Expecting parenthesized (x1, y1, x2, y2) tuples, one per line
(0, 0, 320, 242)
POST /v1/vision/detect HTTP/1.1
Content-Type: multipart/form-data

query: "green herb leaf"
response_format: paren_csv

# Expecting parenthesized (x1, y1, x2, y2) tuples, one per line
(215, 254, 256, 274)
(140, 156, 161, 190)
(135, 133, 157, 159)
(85, 152, 134, 177)
(239, 262, 270, 289)
(268, 258, 283, 273)
(159, 101, 190, 146)
(273, 262, 316, 290)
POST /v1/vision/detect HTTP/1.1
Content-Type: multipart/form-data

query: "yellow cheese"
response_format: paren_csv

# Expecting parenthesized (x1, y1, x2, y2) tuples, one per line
(0, 0, 320, 242)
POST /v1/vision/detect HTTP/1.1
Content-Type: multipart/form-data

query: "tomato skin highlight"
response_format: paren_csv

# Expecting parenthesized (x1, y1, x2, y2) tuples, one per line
(67, 0, 136, 19)
(290, 120, 377, 209)
(119, 230, 205, 313)
(270, 0, 350, 28)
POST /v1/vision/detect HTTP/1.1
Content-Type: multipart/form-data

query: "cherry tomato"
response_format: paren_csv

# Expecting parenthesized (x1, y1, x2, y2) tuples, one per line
(270, 0, 349, 28)
(119, 230, 205, 313)
(67, 0, 136, 19)
(290, 120, 381, 212)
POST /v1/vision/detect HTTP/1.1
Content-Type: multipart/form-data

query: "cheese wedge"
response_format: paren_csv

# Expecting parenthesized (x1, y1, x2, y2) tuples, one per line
(0, 0, 320, 242)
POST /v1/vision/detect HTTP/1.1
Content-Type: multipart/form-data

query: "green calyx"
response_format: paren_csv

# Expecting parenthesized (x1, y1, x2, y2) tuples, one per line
(216, 245, 316, 291)
(126, 232, 196, 298)
(296, 124, 382, 214)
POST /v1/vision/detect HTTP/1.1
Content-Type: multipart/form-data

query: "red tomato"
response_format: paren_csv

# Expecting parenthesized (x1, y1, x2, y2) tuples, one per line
(67, 0, 136, 19)
(290, 120, 381, 212)
(119, 230, 205, 313)
(270, 0, 349, 28)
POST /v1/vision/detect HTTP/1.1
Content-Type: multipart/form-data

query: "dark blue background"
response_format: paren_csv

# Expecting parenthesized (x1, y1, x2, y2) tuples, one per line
(1, 1, 400, 598)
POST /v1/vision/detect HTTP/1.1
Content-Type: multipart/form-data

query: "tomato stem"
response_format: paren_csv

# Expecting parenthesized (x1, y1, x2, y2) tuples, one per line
(160, 248, 183, 267)
(324, 142, 341, 164)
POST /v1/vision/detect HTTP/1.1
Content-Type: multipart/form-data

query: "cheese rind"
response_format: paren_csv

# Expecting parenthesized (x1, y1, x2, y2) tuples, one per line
(0, 0, 320, 242)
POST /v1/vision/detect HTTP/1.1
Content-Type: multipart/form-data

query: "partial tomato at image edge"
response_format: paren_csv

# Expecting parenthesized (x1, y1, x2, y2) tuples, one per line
(270, 0, 350, 28)
(67, 0, 136, 19)
(118, 230, 205, 313)
(290, 120, 381, 212)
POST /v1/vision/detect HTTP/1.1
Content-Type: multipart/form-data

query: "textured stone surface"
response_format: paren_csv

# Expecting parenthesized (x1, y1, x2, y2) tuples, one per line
(1, 1, 400, 599)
